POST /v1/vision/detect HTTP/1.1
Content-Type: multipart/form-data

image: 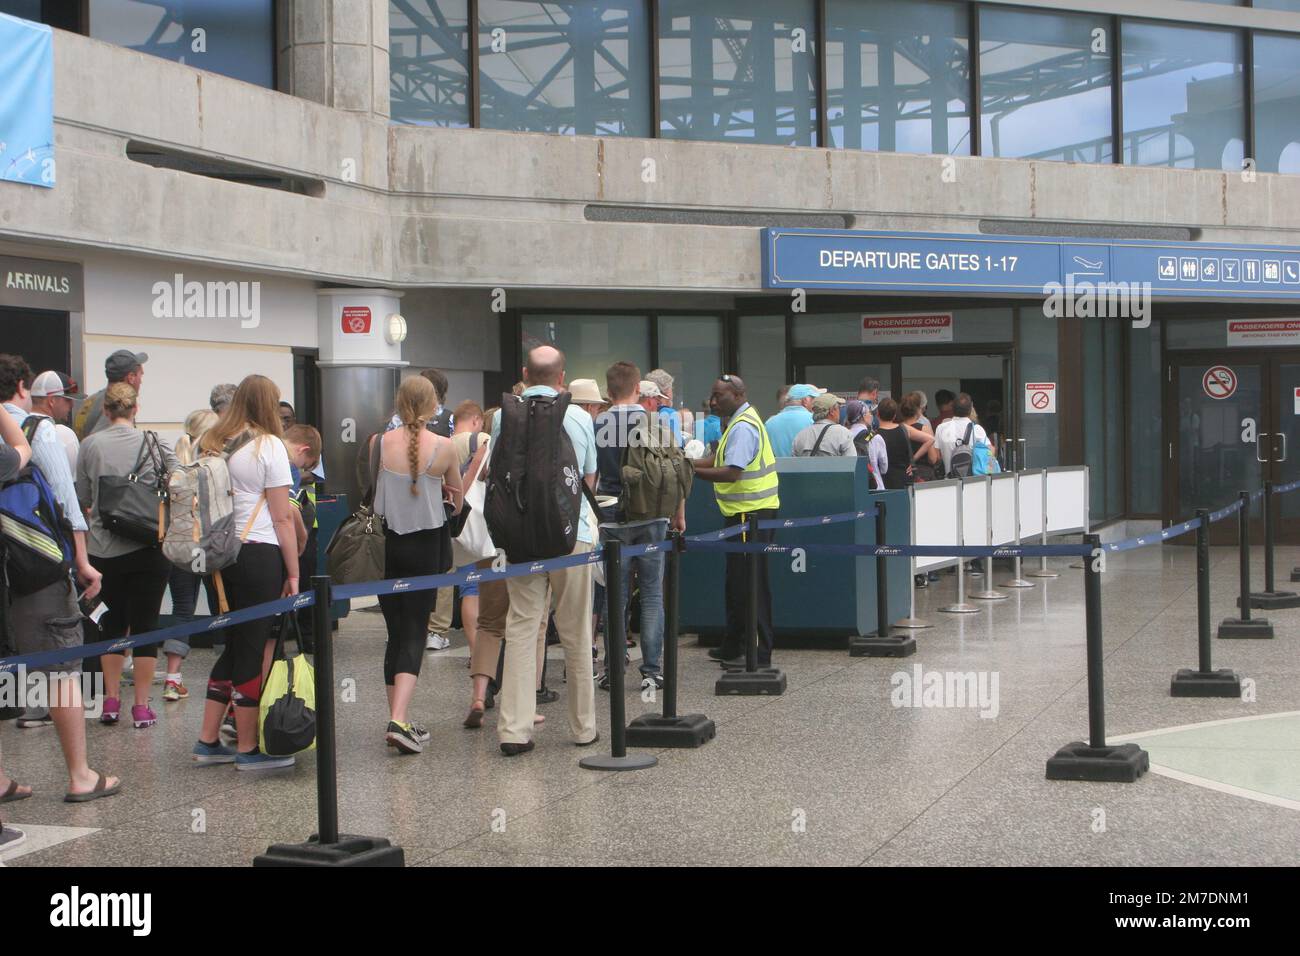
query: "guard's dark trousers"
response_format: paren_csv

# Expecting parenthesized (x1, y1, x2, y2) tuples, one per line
(722, 508, 777, 665)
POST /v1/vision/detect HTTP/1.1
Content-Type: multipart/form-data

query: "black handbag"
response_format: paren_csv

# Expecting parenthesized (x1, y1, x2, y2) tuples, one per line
(260, 614, 316, 757)
(445, 499, 471, 538)
(97, 430, 168, 545)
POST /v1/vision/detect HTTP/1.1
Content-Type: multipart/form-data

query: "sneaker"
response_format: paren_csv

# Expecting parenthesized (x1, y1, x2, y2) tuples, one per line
(640, 674, 664, 691)
(192, 740, 238, 765)
(915, 574, 929, 589)
(385, 720, 423, 754)
(500, 740, 534, 757)
(707, 647, 739, 662)
(16, 708, 52, 729)
(218, 713, 238, 747)
(235, 749, 295, 772)
(162, 680, 188, 702)
(100, 697, 120, 725)
(0, 824, 26, 854)
(131, 703, 158, 729)
(410, 722, 431, 745)
(597, 671, 610, 691)
(426, 632, 451, 651)
(536, 685, 558, 705)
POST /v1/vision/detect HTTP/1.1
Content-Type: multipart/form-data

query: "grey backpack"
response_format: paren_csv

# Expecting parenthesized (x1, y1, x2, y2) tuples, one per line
(162, 433, 263, 610)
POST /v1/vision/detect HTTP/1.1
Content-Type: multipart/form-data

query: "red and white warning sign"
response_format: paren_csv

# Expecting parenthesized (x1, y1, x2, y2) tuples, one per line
(1202, 365, 1237, 400)
(1024, 382, 1056, 414)
(1293, 386, 1300, 415)
(341, 305, 372, 334)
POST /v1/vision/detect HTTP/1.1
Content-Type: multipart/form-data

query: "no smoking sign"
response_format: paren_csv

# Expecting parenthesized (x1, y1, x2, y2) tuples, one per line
(1202, 365, 1237, 400)
(1024, 382, 1056, 415)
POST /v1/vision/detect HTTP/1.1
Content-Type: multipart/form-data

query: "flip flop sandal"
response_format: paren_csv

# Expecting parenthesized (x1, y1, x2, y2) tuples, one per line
(463, 701, 485, 729)
(64, 772, 121, 803)
(1, 780, 32, 804)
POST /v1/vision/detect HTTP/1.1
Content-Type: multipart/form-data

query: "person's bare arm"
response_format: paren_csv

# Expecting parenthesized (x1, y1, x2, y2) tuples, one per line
(463, 436, 490, 486)
(73, 531, 101, 601)
(0, 404, 31, 468)
(692, 461, 743, 483)
(266, 486, 300, 595)
(291, 506, 308, 556)
(671, 498, 686, 534)
(435, 438, 463, 513)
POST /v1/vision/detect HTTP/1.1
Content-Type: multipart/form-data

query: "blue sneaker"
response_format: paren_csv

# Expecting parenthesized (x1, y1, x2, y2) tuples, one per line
(235, 749, 295, 772)
(192, 740, 237, 765)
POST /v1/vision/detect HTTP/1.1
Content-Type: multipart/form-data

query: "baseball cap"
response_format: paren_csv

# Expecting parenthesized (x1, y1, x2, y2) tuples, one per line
(567, 379, 605, 405)
(30, 370, 83, 400)
(105, 349, 148, 380)
(812, 393, 845, 415)
(638, 380, 665, 400)
(787, 384, 821, 400)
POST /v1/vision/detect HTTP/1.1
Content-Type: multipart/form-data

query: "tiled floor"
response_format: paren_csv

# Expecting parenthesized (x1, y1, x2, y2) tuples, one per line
(2, 543, 1297, 867)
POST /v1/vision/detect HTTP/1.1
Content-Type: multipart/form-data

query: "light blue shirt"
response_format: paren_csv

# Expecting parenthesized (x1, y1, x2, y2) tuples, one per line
(658, 406, 684, 447)
(4, 403, 87, 532)
(763, 405, 813, 458)
(491, 386, 598, 545)
(721, 403, 760, 471)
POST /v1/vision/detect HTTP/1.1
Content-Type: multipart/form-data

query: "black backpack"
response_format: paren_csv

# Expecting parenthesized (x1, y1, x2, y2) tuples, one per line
(485, 391, 597, 563)
(946, 421, 975, 479)
(426, 406, 453, 438)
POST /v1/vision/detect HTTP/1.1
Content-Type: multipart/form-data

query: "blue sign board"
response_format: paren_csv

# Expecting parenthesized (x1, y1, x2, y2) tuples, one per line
(0, 13, 55, 188)
(762, 228, 1300, 300)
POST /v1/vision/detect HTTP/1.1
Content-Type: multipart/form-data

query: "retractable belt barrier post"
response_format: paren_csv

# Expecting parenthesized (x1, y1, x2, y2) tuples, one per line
(851, 499, 917, 658)
(1219, 490, 1274, 639)
(254, 575, 404, 867)
(999, 473, 1035, 590)
(1045, 534, 1150, 783)
(1171, 512, 1242, 698)
(715, 514, 787, 696)
(626, 531, 716, 748)
(971, 480, 1011, 602)
(939, 488, 979, 614)
(1243, 480, 1300, 610)
(895, 486, 932, 630)
(581, 539, 657, 771)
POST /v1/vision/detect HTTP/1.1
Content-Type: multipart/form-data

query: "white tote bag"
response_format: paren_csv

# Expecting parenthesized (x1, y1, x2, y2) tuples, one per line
(452, 445, 495, 566)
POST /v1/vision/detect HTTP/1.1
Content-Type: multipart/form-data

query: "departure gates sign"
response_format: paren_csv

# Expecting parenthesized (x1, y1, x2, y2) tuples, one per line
(761, 228, 1300, 300)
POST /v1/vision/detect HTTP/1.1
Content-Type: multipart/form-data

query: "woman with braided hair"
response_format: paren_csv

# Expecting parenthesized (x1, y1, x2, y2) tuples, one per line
(370, 375, 462, 753)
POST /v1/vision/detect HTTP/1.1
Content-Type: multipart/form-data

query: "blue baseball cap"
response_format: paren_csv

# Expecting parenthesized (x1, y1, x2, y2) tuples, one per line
(787, 384, 820, 400)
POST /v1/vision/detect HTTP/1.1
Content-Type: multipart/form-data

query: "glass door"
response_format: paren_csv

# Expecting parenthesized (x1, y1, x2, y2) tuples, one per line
(799, 360, 893, 400)
(1269, 359, 1300, 541)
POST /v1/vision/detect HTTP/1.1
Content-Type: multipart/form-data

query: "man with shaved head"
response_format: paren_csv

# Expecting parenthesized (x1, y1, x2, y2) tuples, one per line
(489, 344, 599, 756)
(691, 374, 781, 669)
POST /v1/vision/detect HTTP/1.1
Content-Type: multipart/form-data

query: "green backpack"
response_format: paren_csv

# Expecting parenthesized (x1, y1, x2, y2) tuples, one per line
(620, 417, 694, 521)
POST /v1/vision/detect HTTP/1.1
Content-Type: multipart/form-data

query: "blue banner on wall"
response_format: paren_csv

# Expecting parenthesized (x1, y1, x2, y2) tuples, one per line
(0, 12, 55, 189)
(762, 228, 1300, 301)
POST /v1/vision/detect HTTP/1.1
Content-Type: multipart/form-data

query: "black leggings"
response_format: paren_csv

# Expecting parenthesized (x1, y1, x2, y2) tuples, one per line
(380, 527, 449, 685)
(208, 543, 284, 707)
(92, 548, 171, 659)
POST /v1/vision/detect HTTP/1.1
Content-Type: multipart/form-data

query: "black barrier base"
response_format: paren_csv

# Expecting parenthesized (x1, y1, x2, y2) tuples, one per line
(1170, 668, 1242, 698)
(1292, 567, 1300, 583)
(578, 753, 659, 771)
(715, 668, 787, 696)
(1241, 590, 1300, 610)
(1045, 742, 1149, 783)
(1217, 617, 1275, 639)
(848, 633, 917, 658)
(626, 713, 716, 748)
(253, 834, 404, 867)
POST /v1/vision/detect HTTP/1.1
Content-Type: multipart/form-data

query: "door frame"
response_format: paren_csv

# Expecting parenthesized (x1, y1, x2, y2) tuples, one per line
(1163, 348, 1300, 543)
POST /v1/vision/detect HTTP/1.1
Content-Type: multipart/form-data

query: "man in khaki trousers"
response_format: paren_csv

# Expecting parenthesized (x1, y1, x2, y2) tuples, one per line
(492, 346, 599, 755)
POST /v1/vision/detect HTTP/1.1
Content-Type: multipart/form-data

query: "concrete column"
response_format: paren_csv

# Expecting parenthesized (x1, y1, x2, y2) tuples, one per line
(280, 0, 390, 119)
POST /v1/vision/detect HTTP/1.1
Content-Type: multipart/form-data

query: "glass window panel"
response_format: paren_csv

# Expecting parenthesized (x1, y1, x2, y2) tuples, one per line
(1121, 22, 1245, 171)
(520, 314, 651, 392)
(1253, 34, 1300, 174)
(0, 1, 41, 21)
(1017, 311, 1059, 469)
(477, 1, 650, 135)
(1165, 316, 1228, 350)
(1255, 1, 1300, 10)
(655, 315, 723, 425)
(1103, 317, 1124, 520)
(1127, 320, 1162, 514)
(791, 308, 1011, 347)
(1082, 320, 1106, 521)
(390, 0, 471, 127)
(979, 8, 1112, 163)
(825, 0, 970, 155)
(88, 0, 273, 87)
(737, 314, 787, 419)
(658, 0, 818, 146)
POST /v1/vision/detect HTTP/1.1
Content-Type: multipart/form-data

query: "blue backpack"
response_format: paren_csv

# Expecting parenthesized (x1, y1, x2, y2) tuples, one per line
(0, 416, 76, 595)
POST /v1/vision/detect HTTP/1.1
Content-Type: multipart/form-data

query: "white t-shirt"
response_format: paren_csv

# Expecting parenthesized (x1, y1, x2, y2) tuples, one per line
(934, 417, 988, 476)
(53, 422, 79, 474)
(227, 434, 293, 546)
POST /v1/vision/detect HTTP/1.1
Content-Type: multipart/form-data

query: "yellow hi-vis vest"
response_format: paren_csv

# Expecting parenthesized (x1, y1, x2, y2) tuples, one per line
(714, 404, 780, 516)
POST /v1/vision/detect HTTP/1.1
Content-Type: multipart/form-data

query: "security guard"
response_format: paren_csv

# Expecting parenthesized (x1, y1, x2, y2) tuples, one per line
(691, 374, 780, 668)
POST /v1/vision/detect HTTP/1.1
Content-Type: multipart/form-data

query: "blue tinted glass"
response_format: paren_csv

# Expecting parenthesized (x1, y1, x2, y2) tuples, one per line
(0, 1, 42, 22)
(478, 0, 650, 135)
(825, 0, 970, 155)
(980, 8, 1111, 162)
(1254, 34, 1300, 174)
(659, 0, 818, 146)
(391, 0, 471, 127)
(88, 0, 273, 88)
(1122, 22, 1244, 171)
(1254, 1, 1300, 9)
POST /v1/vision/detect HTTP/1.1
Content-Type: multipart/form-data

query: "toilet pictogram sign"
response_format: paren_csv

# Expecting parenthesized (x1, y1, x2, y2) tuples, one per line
(1202, 366, 1237, 400)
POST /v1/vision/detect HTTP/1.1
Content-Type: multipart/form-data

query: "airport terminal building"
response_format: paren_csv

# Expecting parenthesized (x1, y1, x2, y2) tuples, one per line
(2, 0, 1300, 537)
